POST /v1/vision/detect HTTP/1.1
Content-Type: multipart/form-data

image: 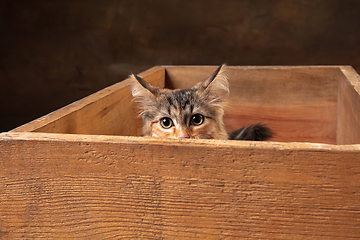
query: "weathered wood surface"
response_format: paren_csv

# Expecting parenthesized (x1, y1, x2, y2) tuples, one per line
(9, 65, 360, 145)
(1, 132, 360, 239)
(165, 66, 340, 144)
(10, 66, 165, 137)
(337, 66, 360, 145)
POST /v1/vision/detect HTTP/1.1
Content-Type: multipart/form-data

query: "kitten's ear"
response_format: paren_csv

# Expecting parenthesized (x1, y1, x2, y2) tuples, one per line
(130, 74, 158, 100)
(198, 64, 229, 101)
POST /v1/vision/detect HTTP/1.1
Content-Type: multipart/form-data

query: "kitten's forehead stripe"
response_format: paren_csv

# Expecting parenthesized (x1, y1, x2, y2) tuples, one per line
(182, 100, 190, 110)
(172, 89, 197, 110)
(166, 96, 173, 106)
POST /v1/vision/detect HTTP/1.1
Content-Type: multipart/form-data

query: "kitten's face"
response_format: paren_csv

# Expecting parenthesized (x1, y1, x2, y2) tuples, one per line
(143, 88, 224, 139)
(131, 64, 229, 140)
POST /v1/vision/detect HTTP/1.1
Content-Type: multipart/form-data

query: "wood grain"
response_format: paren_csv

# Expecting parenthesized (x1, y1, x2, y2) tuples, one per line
(337, 66, 360, 144)
(166, 66, 339, 144)
(11, 66, 165, 136)
(224, 103, 337, 144)
(1, 132, 360, 239)
(3, 66, 360, 239)
(165, 66, 339, 105)
(10, 65, 360, 145)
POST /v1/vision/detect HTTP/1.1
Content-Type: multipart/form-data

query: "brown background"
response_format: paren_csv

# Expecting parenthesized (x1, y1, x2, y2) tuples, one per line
(1, 0, 360, 132)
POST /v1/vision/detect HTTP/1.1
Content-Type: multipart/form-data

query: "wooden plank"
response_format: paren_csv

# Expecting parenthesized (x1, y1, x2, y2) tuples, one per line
(224, 103, 337, 144)
(9, 65, 360, 144)
(165, 66, 339, 105)
(10, 66, 165, 136)
(337, 66, 360, 144)
(1, 132, 360, 239)
(165, 66, 339, 144)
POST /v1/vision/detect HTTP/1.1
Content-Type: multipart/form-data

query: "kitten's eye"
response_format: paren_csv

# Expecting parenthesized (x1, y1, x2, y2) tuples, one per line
(160, 117, 173, 129)
(191, 114, 204, 126)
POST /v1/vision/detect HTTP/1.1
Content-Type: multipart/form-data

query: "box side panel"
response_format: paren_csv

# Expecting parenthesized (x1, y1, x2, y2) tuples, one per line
(337, 66, 360, 144)
(165, 66, 338, 144)
(1, 133, 360, 239)
(36, 79, 141, 136)
(11, 67, 165, 136)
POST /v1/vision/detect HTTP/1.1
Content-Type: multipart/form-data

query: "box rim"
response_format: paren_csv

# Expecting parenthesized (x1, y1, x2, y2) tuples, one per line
(6, 65, 360, 148)
(2, 131, 360, 152)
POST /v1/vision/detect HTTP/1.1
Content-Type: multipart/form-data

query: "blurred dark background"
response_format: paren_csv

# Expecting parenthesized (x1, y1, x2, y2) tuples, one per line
(1, 0, 360, 132)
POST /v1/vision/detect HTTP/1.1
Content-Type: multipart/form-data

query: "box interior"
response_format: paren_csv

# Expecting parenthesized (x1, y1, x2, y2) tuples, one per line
(11, 66, 360, 145)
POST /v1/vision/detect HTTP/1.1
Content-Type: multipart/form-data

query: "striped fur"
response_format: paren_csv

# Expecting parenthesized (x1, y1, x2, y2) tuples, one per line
(131, 64, 273, 141)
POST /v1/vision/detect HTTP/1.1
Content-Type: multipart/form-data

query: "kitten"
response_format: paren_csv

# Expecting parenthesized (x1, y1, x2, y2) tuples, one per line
(130, 64, 273, 141)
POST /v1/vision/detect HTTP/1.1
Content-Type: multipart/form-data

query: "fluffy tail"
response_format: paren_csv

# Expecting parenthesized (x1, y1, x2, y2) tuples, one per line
(228, 123, 273, 141)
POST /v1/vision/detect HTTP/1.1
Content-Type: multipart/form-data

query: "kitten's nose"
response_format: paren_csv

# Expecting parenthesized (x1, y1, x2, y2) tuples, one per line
(178, 135, 190, 139)
(177, 129, 190, 139)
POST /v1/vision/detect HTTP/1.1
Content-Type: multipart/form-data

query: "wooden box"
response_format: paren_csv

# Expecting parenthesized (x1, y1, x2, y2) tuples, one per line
(1, 66, 360, 239)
